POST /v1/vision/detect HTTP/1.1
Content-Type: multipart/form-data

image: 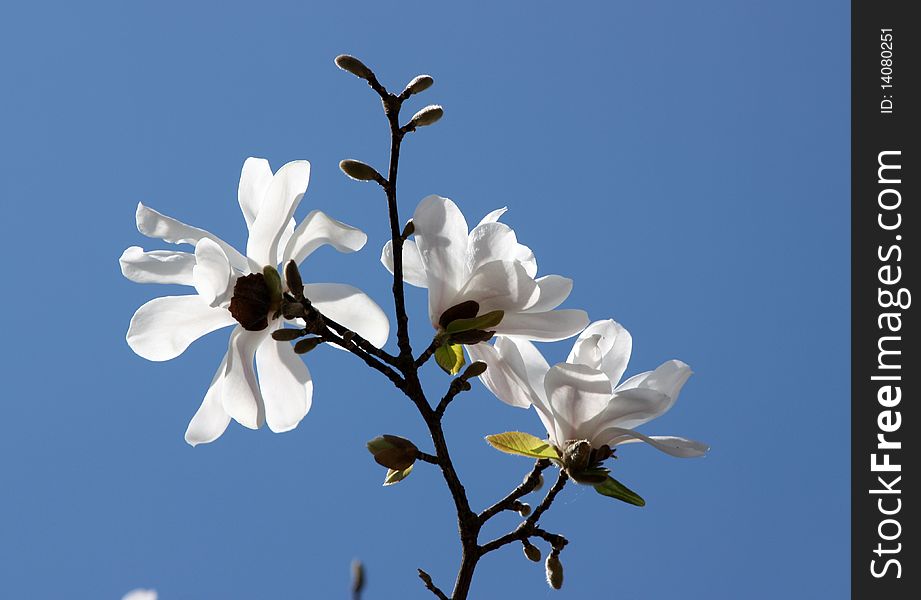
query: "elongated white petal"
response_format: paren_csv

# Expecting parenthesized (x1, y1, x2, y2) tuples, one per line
(412, 195, 469, 323)
(126, 296, 236, 361)
(544, 363, 615, 445)
(277, 218, 296, 265)
(302, 283, 390, 348)
(238, 157, 273, 229)
(466, 342, 534, 409)
(119, 246, 195, 285)
(283, 209, 367, 265)
(595, 387, 672, 431)
(222, 328, 267, 429)
(513, 242, 538, 278)
(256, 325, 313, 433)
(193, 239, 234, 307)
(380, 239, 428, 287)
(567, 320, 632, 387)
(477, 206, 508, 226)
(185, 355, 232, 446)
(247, 161, 311, 266)
(494, 309, 589, 342)
(454, 260, 539, 313)
(122, 590, 158, 600)
(135, 203, 249, 271)
(595, 427, 709, 458)
(527, 275, 573, 313)
(615, 359, 693, 423)
(466, 222, 520, 275)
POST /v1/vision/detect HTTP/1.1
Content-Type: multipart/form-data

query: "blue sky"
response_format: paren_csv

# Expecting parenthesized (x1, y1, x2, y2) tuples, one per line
(0, 1, 849, 598)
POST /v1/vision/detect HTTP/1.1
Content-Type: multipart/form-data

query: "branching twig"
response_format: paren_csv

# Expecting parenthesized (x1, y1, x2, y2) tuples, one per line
(478, 460, 551, 524)
(415, 336, 441, 367)
(418, 569, 450, 600)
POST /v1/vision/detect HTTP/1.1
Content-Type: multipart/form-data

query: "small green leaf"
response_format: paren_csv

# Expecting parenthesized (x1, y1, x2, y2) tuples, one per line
(485, 432, 560, 459)
(435, 342, 466, 375)
(594, 476, 646, 506)
(383, 464, 414, 486)
(445, 310, 504, 335)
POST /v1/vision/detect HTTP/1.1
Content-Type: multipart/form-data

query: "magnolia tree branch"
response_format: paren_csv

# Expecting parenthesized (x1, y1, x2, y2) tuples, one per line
(333, 57, 571, 600)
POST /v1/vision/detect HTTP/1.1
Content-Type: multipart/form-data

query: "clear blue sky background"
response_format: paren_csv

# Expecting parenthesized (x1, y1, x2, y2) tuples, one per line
(0, 1, 849, 598)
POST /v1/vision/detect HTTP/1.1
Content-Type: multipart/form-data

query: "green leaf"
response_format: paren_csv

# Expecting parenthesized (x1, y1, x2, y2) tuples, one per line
(383, 464, 414, 486)
(445, 310, 505, 335)
(435, 342, 466, 375)
(593, 476, 646, 506)
(485, 431, 560, 459)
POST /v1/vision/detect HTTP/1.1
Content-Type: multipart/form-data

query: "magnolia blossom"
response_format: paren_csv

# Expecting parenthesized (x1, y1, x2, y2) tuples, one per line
(121, 158, 389, 445)
(469, 320, 708, 458)
(381, 195, 588, 342)
(122, 591, 157, 600)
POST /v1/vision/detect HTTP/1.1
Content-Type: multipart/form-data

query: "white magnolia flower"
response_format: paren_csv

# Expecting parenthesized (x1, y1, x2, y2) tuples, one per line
(122, 590, 157, 600)
(381, 195, 588, 342)
(469, 320, 708, 458)
(121, 158, 389, 445)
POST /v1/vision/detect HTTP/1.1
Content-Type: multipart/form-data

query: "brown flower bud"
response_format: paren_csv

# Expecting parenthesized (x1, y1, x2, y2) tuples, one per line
(229, 273, 270, 331)
(523, 541, 542, 562)
(461, 361, 488, 379)
(293, 337, 323, 354)
(339, 159, 382, 182)
(271, 328, 304, 342)
(545, 553, 564, 589)
(517, 502, 532, 517)
(284, 260, 304, 298)
(408, 104, 443, 128)
(334, 54, 373, 80)
(350, 560, 365, 595)
(402, 74, 434, 96)
(367, 434, 418, 471)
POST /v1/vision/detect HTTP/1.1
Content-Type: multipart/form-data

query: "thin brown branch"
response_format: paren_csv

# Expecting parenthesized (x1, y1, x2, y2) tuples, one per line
(478, 460, 551, 524)
(478, 470, 570, 556)
(415, 336, 441, 367)
(418, 569, 450, 600)
(434, 377, 471, 418)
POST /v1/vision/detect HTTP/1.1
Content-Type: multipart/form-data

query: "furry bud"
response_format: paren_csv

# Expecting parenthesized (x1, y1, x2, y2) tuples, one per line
(402, 74, 434, 96)
(409, 104, 443, 128)
(545, 553, 564, 590)
(339, 159, 382, 182)
(334, 54, 373, 80)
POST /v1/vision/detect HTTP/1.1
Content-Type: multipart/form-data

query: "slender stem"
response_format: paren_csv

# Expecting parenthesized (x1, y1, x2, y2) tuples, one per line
(415, 336, 441, 367)
(478, 460, 551, 524)
(342, 64, 571, 599)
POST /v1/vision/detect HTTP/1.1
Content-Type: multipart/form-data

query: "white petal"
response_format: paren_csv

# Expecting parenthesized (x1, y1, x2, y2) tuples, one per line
(477, 206, 507, 226)
(119, 246, 195, 285)
(283, 209, 367, 265)
(595, 387, 672, 431)
(277, 218, 296, 265)
(615, 359, 693, 424)
(122, 590, 158, 600)
(494, 309, 589, 342)
(466, 222, 520, 275)
(380, 239, 428, 288)
(256, 324, 313, 433)
(596, 427, 709, 458)
(454, 260, 539, 313)
(567, 319, 632, 386)
(412, 195, 469, 324)
(544, 363, 615, 445)
(526, 275, 573, 313)
(193, 239, 234, 307)
(466, 342, 534, 409)
(222, 328, 267, 429)
(135, 203, 249, 271)
(126, 296, 236, 361)
(513, 242, 538, 278)
(185, 355, 232, 446)
(238, 157, 273, 229)
(246, 160, 311, 266)
(302, 283, 390, 348)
